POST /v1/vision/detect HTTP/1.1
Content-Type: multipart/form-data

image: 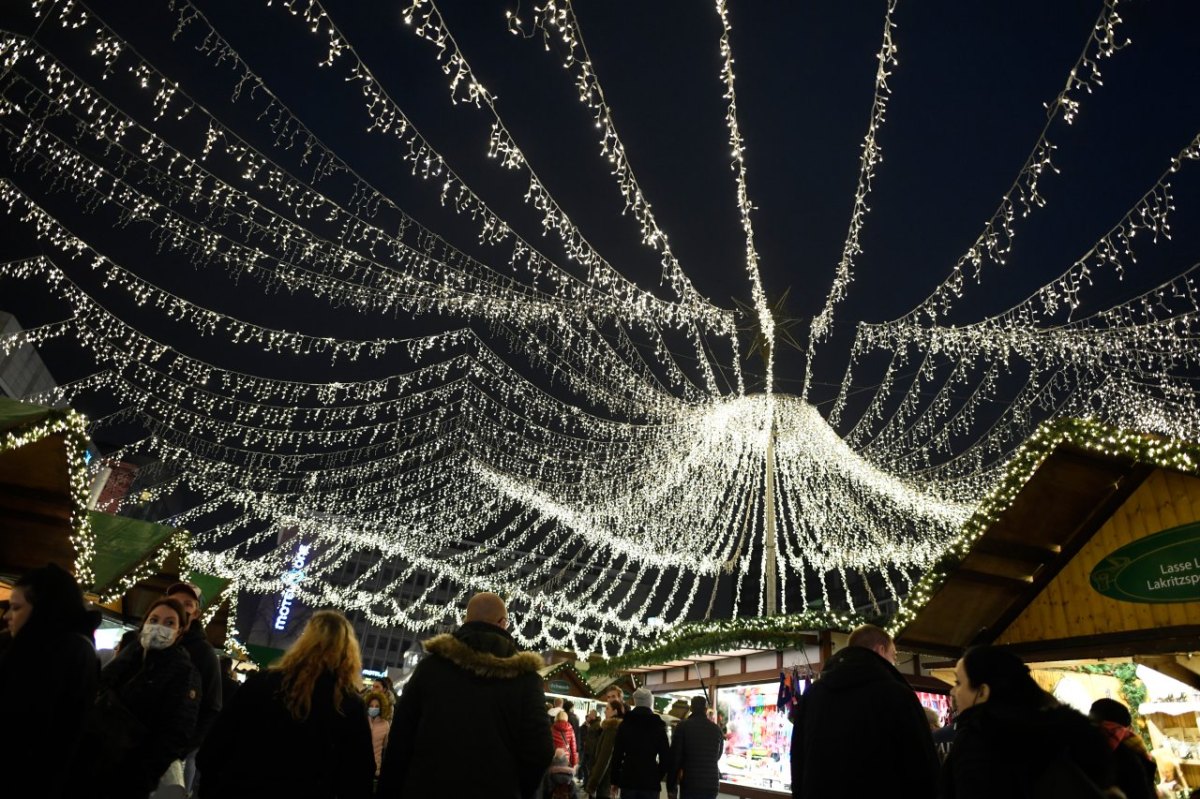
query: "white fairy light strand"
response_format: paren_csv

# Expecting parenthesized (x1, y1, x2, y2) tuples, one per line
(714, 0, 774, 391)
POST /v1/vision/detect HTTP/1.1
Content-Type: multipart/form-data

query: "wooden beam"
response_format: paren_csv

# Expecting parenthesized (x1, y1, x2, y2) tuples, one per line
(646, 667, 783, 694)
(894, 637, 967, 659)
(1002, 625, 1200, 662)
(1134, 655, 1200, 693)
(986, 462, 1154, 642)
(972, 538, 1062, 564)
(818, 630, 832, 671)
(0, 506, 70, 527)
(956, 569, 1034, 589)
(0, 481, 68, 506)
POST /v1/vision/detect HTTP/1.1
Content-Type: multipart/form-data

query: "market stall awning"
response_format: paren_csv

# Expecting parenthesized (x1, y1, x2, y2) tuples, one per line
(120, 567, 229, 628)
(89, 511, 180, 594)
(894, 419, 1200, 660)
(0, 397, 90, 579)
(245, 642, 286, 668)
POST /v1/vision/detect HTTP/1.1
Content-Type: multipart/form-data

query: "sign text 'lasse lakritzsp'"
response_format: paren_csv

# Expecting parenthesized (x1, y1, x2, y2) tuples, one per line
(1090, 521, 1200, 603)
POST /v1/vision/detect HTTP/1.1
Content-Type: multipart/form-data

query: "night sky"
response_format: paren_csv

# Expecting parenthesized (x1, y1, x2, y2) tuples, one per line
(3, 0, 1198, 402)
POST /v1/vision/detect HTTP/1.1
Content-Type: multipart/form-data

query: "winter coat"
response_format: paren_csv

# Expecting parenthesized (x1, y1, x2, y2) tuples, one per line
(220, 672, 239, 706)
(178, 619, 222, 748)
(585, 717, 622, 796)
(940, 701, 1113, 799)
(93, 641, 201, 798)
(582, 717, 603, 767)
(567, 709, 582, 754)
(375, 620, 554, 799)
(0, 591, 99, 799)
(933, 720, 957, 764)
(196, 669, 374, 799)
(611, 706, 670, 790)
(370, 716, 392, 775)
(1107, 739, 1156, 799)
(667, 712, 724, 795)
(553, 719, 579, 766)
(791, 645, 939, 799)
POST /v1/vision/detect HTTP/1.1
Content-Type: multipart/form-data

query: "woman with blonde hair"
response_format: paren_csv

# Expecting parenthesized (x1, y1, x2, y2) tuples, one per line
(196, 610, 375, 798)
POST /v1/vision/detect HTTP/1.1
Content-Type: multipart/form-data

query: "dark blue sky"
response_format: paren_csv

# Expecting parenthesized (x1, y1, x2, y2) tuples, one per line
(2, 0, 1199, 407)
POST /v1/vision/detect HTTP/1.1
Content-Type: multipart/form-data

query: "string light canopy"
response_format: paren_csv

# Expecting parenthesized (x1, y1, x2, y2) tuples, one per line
(0, 0, 1198, 655)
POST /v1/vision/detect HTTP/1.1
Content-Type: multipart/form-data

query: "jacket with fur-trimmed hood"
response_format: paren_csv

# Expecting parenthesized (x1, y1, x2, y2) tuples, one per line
(376, 620, 553, 799)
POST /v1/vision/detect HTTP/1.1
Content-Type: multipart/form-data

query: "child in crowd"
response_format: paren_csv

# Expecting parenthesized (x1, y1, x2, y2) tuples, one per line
(546, 748, 577, 799)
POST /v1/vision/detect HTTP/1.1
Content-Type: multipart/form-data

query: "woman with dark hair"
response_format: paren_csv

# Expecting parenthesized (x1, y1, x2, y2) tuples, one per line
(197, 609, 375, 798)
(942, 645, 1113, 798)
(90, 596, 201, 798)
(584, 699, 625, 798)
(0, 562, 101, 799)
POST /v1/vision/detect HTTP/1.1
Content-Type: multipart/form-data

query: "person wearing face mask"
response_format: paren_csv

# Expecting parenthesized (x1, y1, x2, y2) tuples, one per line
(0, 563, 102, 799)
(87, 597, 202, 798)
(164, 580, 222, 795)
(365, 690, 393, 777)
(942, 645, 1112, 799)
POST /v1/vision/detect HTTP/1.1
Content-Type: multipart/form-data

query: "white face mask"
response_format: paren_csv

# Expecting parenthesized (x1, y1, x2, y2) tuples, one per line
(140, 623, 176, 651)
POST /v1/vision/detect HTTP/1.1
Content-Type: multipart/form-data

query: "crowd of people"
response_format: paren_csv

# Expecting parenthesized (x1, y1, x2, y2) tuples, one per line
(791, 624, 1162, 799)
(0, 563, 1176, 799)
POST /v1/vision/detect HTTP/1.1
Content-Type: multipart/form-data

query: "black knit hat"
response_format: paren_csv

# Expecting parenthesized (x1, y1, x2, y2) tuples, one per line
(1089, 698, 1132, 727)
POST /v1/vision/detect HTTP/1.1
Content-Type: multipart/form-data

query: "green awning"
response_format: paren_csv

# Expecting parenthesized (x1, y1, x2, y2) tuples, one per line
(0, 396, 54, 430)
(186, 571, 231, 611)
(89, 511, 179, 593)
(245, 642, 286, 668)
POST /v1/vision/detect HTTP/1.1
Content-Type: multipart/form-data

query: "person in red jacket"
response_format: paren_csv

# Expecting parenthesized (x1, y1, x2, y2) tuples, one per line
(553, 710, 579, 766)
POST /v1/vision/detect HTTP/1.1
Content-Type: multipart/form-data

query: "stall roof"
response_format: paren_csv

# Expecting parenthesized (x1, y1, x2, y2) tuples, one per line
(245, 642, 286, 668)
(623, 649, 772, 673)
(0, 397, 90, 579)
(89, 511, 180, 594)
(893, 419, 1200, 658)
(587, 672, 638, 696)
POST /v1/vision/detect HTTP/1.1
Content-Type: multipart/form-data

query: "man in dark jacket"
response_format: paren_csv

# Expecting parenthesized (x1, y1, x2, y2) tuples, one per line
(666, 695, 724, 799)
(611, 687, 670, 799)
(581, 707, 603, 784)
(790, 624, 938, 799)
(377, 592, 553, 799)
(167, 580, 223, 794)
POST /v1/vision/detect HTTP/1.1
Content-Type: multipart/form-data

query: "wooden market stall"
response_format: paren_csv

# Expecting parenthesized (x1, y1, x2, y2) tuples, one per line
(0, 397, 91, 581)
(892, 419, 1200, 792)
(539, 660, 595, 700)
(88, 510, 233, 649)
(599, 621, 950, 799)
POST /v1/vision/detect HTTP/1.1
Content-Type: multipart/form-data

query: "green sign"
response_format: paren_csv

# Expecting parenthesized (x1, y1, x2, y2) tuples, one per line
(549, 679, 573, 694)
(1090, 521, 1200, 603)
